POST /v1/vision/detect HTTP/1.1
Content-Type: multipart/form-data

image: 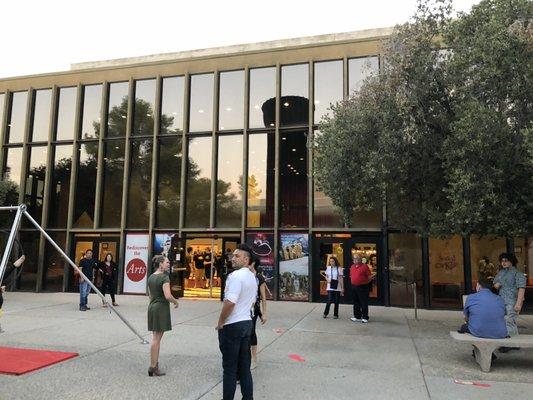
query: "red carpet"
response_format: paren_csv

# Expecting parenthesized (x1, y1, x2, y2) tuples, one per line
(0, 347, 78, 375)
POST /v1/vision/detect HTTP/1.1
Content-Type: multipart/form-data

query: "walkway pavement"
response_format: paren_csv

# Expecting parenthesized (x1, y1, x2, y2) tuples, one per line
(0, 293, 532, 399)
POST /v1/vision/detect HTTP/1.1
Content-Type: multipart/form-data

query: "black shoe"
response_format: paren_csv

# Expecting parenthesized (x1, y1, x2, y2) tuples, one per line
(333, 316, 339, 319)
(85, 306, 91, 310)
(79, 307, 87, 311)
(323, 314, 327, 318)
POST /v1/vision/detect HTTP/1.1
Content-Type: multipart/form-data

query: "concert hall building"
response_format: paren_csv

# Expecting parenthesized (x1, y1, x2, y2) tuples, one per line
(0, 27, 531, 309)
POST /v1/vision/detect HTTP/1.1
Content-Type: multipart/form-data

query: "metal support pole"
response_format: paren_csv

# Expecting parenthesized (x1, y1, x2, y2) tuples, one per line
(0, 205, 25, 286)
(412, 282, 418, 321)
(209, 236, 215, 298)
(22, 209, 148, 344)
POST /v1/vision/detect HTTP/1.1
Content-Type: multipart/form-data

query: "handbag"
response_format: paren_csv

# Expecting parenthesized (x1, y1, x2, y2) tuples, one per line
(329, 266, 339, 290)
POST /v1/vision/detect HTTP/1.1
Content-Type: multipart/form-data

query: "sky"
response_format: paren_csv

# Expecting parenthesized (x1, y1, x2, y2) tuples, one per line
(0, 0, 482, 79)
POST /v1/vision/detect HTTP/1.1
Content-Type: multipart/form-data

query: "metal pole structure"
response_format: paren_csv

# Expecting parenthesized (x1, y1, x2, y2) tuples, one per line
(22, 208, 148, 344)
(412, 282, 418, 321)
(0, 205, 25, 286)
(209, 236, 215, 298)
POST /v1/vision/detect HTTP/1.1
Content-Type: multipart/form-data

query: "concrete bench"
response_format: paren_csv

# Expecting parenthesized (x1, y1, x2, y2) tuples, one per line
(450, 331, 533, 372)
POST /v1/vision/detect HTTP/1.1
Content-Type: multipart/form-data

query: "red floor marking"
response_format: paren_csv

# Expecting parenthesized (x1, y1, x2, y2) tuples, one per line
(288, 354, 305, 362)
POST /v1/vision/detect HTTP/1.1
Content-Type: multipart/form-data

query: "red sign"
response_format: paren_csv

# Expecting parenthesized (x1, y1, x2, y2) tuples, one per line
(126, 258, 147, 282)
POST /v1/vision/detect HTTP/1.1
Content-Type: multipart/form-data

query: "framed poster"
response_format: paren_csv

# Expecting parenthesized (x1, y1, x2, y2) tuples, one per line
(279, 233, 309, 301)
(246, 232, 275, 299)
(123, 233, 149, 294)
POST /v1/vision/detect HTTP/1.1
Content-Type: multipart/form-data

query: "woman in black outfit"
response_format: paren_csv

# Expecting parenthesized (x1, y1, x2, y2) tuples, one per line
(98, 253, 118, 307)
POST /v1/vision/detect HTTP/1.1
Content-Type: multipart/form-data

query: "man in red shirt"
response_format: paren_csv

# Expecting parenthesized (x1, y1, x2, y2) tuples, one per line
(349, 254, 371, 323)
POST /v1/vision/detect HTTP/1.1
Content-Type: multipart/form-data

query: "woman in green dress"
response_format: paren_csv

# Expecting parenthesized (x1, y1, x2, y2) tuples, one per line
(147, 255, 179, 376)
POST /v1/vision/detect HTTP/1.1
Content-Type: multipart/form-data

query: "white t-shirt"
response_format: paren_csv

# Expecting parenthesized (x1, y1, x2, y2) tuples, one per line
(325, 265, 343, 292)
(224, 267, 258, 326)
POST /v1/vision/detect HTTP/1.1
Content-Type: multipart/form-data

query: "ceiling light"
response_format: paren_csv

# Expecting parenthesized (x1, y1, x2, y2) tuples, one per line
(146, 113, 151, 117)
(283, 102, 289, 107)
(269, 123, 274, 127)
(299, 157, 304, 161)
(198, 109, 204, 113)
(282, 137, 287, 140)
(121, 115, 126, 119)
(226, 107, 232, 112)
(314, 100, 320, 104)
(254, 105, 260, 109)
(292, 148, 296, 152)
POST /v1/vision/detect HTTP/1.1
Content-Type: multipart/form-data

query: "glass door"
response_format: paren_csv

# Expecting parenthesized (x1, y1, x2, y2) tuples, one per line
(347, 238, 382, 305)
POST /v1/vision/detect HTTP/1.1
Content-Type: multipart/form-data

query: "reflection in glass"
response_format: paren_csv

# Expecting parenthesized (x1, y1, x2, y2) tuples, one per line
(48, 145, 73, 228)
(314, 60, 343, 123)
(24, 146, 48, 224)
(156, 136, 182, 227)
(189, 74, 214, 132)
(280, 132, 308, 227)
(43, 232, 66, 291)
(470, 236, 506, 286)
(161, 77, 184, 135)
(7, 91, 28, 143)
(73, 142, 98, 228)
(56, 87, 77, 141)
(31, 89, 52, 142)
(17, 232, 40, 291)
(80, 84, 102, 139)
(429, 236, 464, 308)
(107, 82, 129, 137)
(127, 139, 153, 228)
(0, 93, 5, 130)
(219, 70, 244, 131)
(2, 147, 23, 205)
(388, 233, 424, 307)
(216, 135, 243, 227)
(185, 136, 212, 227)
(247, 133, 274, 227)
(100, 140, 125, 227)
(281, 64, 309, 127)
(249, 67, 276, 129)
(513, 237, 532, 310)
(133, 79, 156, 136)
(348, 56, 379, 95)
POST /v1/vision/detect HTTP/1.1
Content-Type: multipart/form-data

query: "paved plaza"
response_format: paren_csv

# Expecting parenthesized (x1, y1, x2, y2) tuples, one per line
(0, 292, 532, 399)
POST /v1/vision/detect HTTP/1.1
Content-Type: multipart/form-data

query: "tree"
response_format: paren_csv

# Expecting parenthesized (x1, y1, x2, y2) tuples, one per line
(0, 179, 18, 207)
(314, 0, 533, 236)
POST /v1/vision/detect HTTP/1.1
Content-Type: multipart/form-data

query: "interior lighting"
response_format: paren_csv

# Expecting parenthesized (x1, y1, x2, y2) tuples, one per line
(314, 100, 320, 104)
(254, 105, 260, 109)
(292, 148, 296, 152)
(198, 109, 204, 113)
(269, 123, 275, 127)
(226, 107, 232, 112)
(283, 102, 289, 107)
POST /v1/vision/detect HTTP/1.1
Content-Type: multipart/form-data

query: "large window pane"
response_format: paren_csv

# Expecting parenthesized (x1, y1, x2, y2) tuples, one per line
(2, 147, 23, 204)
(7, 91, 28, 143)
(73, 142, 98, 228)
(249, 67, 276, 129)
(156, 136, 182, 227)
(185, 136, 212, 227)
(31, 89, 52, 142)
(247, 133, 274, 227)
(107, 82, 129, 137)
(48, 145, 73, 228)
(17, 232, 40, 291)
(281, 64, 309, 127)
(127, 139, 153, 228)
(216, 134, 243, 227)
(80, 84, 102, 139)
(56, 87, 77, 141)
(0, 93, 5, 131)
(389, 233, 424, 307)
(43, 232, 66, 291)
(280, 132, 308, 227)
(100, 140, 125, 227)
(348, 56, 379, 95)
(219, 70, 244, 131)
(133, 79, 156, 137)
(189, 74, 214, 132)
(470, 236, 506, 287)
(429, 236, 464, 308)
(314, 60, 343, 124)
(161, 77, 184, 135)
(24, 146, 48, 225)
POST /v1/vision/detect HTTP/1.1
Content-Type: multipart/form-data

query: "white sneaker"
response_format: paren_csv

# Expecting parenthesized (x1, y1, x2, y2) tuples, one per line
(251, 360, 257, 370)
(361, 319, 368, 323)
(350, 317, 362, 322)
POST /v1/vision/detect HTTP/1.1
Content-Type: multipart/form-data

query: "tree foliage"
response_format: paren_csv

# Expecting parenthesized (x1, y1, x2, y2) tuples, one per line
(315, 0, 532, 236)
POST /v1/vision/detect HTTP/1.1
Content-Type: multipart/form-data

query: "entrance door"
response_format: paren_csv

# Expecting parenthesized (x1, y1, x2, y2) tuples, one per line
(183, 234, 240, 299)
(312, 234, 383, 305)
(70, 234, 120, 291)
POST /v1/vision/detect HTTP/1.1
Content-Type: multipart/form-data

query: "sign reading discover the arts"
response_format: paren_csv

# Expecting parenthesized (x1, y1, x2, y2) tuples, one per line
(123, 233, 149, 294)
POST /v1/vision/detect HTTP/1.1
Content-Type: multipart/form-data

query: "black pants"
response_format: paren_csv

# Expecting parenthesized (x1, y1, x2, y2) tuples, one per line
(218, 320, 253, 400)
(323, 290, 340, 317)
(352, 284, 369, 320)
(100, 276, 116, 303)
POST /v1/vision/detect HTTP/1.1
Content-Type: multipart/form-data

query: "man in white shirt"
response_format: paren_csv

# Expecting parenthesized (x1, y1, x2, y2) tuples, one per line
(216, 243, 258, 400)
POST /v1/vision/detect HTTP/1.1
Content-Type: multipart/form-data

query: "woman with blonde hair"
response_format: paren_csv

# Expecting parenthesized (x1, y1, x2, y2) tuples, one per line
(147, 255, 179, 376)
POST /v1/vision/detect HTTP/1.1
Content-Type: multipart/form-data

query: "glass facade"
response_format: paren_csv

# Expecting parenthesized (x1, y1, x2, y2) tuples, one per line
(0, 40, 524, 309)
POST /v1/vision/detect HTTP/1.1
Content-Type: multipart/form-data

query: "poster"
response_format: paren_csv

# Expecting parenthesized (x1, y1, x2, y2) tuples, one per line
(153, 233, 180, 263)
(123, 233, 149, 294)
(279, 233, 309, 301)
(246, 232, 275, 299)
